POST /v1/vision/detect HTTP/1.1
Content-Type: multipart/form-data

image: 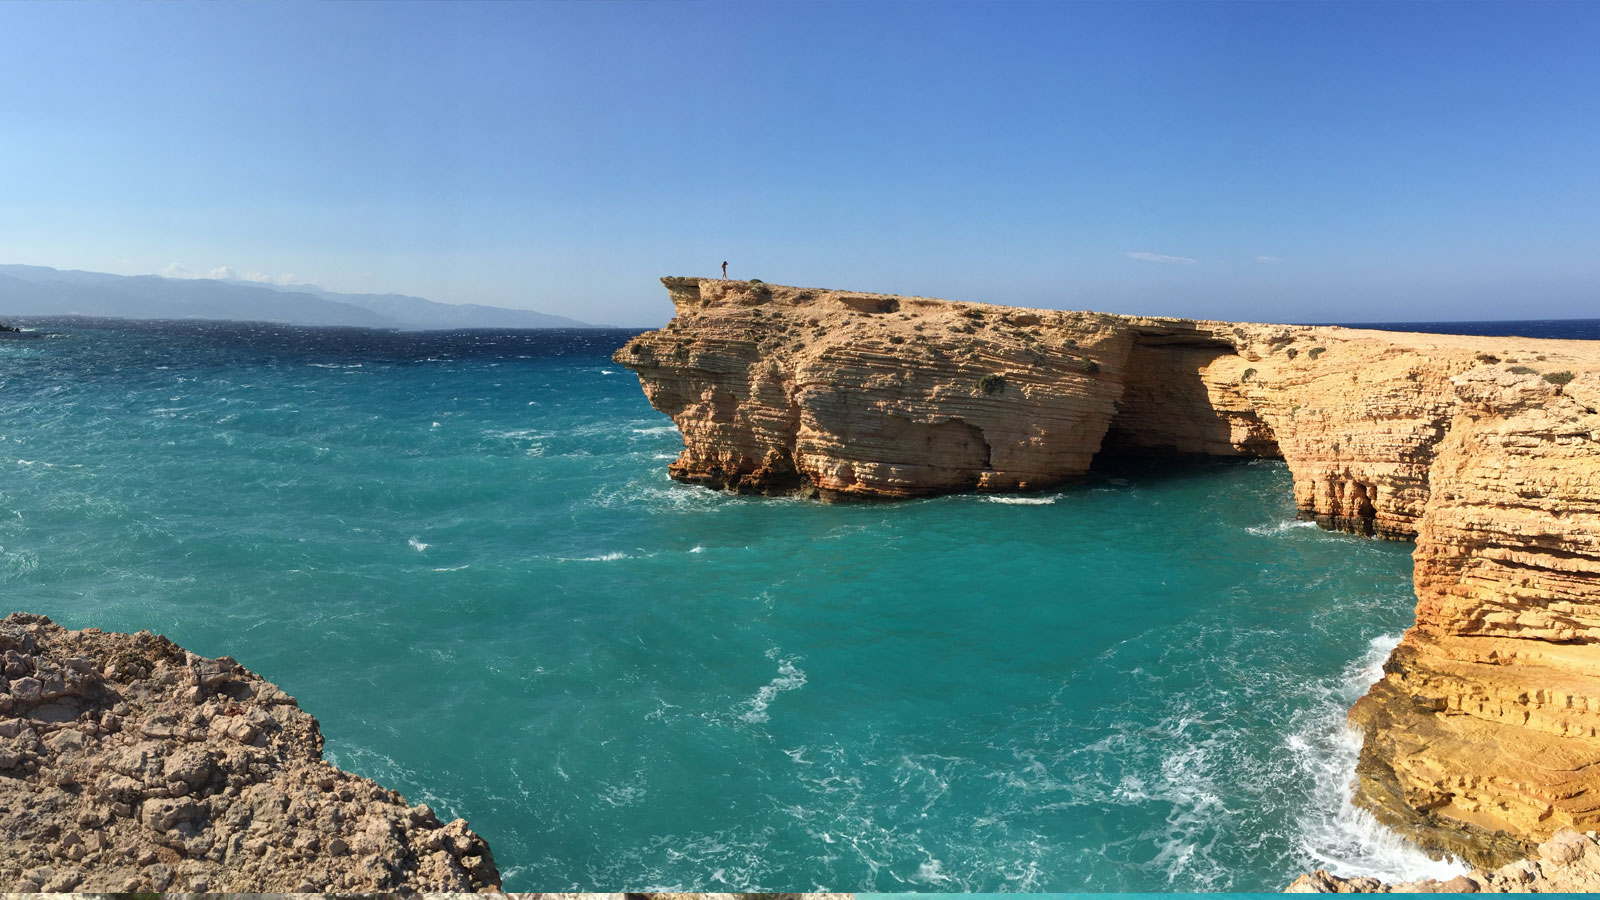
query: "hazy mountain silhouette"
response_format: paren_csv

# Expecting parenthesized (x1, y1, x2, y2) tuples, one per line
(0, 264, 594, 329)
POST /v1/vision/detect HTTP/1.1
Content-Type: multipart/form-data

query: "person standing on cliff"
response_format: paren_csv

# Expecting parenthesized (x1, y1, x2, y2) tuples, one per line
(721, 261, 728, 279)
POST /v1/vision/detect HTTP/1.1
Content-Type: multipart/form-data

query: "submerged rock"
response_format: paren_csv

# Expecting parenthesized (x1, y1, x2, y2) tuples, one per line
(0, 612, 499, 893)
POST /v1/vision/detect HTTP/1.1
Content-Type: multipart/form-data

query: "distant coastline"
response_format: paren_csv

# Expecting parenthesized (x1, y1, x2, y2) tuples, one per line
(0, 263, 599, 330)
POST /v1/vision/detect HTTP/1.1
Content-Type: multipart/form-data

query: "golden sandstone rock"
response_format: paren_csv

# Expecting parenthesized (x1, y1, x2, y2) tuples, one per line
(618, 277, 1600, 870)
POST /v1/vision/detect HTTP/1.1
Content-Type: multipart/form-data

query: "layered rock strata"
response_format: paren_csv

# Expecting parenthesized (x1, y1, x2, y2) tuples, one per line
(0, 613, 499, 893)
(1287, 828, 1600, 893)
(619, 277, 1600, 867)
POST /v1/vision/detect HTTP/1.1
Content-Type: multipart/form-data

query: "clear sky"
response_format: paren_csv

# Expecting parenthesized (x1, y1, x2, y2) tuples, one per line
(3, 1, 1598, 326)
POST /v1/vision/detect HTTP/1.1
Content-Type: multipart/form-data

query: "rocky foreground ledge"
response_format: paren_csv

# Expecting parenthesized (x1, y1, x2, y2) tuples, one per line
(0, 613, 499, 893)
(618, 277, 1600, 870)
(1289, 829, 1600, 893)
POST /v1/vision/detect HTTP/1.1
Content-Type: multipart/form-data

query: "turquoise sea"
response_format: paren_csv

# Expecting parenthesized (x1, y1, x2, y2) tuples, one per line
(0, 320, 1466, 891)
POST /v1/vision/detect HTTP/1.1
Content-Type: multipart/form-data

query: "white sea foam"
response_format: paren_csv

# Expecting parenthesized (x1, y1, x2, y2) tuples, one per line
(911, 858, 952, 884)
(633, 425, 677, 435)
(431, 565, 470, 572)
(1247, 519, 1320, 536)
(985, 495, 1059, 505)
(739, 652, 807, 724)
(1289, 633, 1469, 883)
(688, 546, 704, 553)
(489, 428, 551, 441)
(556, 551, 630, 562)
(408, 537, 429, 552)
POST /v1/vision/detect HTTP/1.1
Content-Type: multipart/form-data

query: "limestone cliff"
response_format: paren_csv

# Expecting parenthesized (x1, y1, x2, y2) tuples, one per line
(0, 613, 499, 893)
(618, 276, 1600, 868)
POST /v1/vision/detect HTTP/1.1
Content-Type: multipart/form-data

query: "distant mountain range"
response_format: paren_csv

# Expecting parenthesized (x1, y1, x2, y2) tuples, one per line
(0, 264, 595, 329)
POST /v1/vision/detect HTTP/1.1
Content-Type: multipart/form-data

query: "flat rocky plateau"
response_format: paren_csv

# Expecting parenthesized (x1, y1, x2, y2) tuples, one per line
(0, 612, 498, 893)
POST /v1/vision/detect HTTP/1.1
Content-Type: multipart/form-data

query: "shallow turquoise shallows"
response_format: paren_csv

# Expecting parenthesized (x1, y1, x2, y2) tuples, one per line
(0, 321, 1464, 891)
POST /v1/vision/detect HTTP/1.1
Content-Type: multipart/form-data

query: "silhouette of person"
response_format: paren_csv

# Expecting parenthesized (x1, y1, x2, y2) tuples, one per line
(721, 261, 728, 279)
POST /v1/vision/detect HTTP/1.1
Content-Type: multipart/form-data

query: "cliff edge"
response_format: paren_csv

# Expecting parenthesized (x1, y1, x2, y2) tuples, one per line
(617, 276, 1600, 868)
(0, 613, 499, 893)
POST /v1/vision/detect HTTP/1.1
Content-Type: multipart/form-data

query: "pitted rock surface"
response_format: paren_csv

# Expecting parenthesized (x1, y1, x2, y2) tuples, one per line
(0, 613, 499, 893)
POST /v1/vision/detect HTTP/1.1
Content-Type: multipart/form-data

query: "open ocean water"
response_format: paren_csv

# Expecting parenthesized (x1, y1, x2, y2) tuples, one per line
(0, 317, 1499, 891)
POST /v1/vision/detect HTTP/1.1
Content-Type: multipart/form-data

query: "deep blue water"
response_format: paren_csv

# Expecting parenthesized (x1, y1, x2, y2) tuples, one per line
(0, 318, 1488, 891)
(1331, 318, 1600, 339)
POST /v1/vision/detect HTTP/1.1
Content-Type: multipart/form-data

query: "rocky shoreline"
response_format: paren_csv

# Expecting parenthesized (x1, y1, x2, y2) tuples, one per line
(0, 612, 498, 893)
(1289, 829, 1600, 893)
(617, 277, 1600, 873)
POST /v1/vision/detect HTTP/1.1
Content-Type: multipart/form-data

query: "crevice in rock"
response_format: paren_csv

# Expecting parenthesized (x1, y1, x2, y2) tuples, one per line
(1096, 335, 1282, 464)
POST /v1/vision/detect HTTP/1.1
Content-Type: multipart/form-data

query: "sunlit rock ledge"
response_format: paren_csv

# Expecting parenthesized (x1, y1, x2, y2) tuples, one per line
(617, 276, 1600, 871)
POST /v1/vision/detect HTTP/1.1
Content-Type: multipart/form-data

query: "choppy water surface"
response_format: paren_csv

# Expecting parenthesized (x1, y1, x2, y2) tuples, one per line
(0, 320, 1461, 891)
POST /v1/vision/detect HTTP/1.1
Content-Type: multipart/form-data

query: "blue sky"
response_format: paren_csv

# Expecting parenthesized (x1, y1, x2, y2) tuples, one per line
(3, 1, 1598, 326)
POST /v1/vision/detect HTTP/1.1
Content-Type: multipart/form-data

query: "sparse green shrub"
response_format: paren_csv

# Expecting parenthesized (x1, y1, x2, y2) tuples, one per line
(888, 335, 905, 345)
(979, 373, 1007, 395)
(1241, 368, 1258, 382)
(1081, 358, 1100, 375)
(1308, 347, 1326, 360)
(1509, 365, 1538, 375)
(748, 278, 764, 284)
(1063, 338, 1078, 348)
(1475, 353, 1500, 364)
(1544, 371, 1576, 386)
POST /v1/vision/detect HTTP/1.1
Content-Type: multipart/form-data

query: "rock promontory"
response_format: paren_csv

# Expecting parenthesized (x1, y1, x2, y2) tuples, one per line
(0, 612, 499, 893)
(617, 276, 1600, 869)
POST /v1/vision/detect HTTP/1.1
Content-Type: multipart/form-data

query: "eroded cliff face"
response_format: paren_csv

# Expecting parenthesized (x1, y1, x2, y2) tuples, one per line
(619, 277, 1600, 868)
(624, 277, 1135, 498)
